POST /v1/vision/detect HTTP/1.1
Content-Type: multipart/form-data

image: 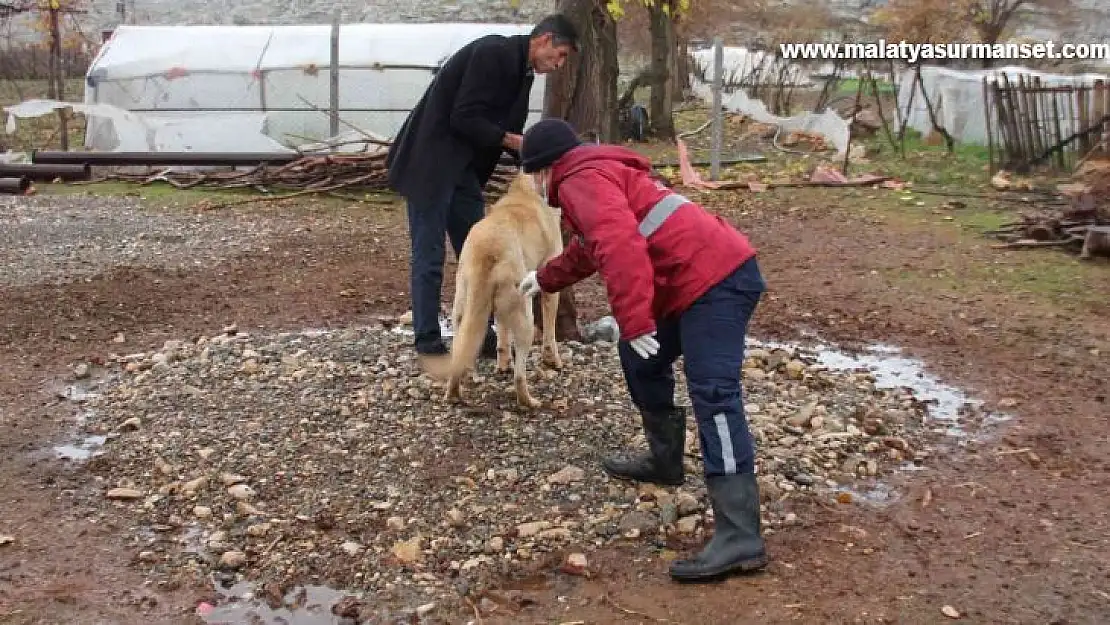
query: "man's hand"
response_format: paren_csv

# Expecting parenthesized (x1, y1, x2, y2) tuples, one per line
(518, 271, 540, 298)
(502, 132, 523, 152)
(627, 332, 660, 359)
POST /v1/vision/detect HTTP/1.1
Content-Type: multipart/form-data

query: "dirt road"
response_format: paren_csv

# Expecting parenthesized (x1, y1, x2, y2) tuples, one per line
(1, 183, 1107, 624)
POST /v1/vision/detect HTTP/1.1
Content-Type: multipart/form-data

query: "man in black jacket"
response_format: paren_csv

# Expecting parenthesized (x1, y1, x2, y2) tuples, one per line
(386, 15, 579, 356)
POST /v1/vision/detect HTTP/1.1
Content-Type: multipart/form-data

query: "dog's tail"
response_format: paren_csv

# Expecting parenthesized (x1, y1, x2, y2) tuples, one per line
(444, 250, 499, 381)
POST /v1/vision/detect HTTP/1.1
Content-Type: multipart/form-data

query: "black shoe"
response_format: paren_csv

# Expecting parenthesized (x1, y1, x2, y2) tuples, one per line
(601, 407, 686, 486)
(479, 328, 497, 360)
(669, 472, 769, 582)
(415, 337, 449, 356)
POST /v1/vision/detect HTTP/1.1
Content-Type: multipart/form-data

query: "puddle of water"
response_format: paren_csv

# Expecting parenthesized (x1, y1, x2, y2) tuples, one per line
(837, 481, 901, 508)
(53, 434, 107, 461)
(199, 581, 356, 625)
(749, 338, 1013, 435)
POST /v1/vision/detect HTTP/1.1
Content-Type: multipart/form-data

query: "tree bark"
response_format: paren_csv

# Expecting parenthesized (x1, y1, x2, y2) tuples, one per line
(534, 0, 619, 342)
(647, 2, 676, 140)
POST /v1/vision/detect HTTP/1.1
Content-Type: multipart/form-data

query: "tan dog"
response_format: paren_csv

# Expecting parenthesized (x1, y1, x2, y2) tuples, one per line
(420, 172, 564, 408)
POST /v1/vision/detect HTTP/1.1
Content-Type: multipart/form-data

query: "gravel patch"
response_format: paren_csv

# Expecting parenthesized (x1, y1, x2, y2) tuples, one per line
(0, 193, 284, 287)
(67, 320, 943, 621)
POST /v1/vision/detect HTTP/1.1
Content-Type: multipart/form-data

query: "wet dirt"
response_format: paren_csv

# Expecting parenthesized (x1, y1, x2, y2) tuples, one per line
(1, 189, 1108, 624)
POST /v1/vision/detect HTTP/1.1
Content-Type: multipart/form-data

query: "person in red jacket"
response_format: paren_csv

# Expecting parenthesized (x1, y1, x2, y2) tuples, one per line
(516, 118, 769, 582)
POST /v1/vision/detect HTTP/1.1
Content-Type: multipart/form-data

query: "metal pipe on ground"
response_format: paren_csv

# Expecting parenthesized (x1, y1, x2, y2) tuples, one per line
(0, 163, 91, 181)
(30, 151, 302, 167)
(0, 176, 31, 194)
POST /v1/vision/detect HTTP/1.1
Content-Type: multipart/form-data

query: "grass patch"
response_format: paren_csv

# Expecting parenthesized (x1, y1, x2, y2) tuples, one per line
(37, 180, 251, 204)
(857, 129, 992, 189)
(832, 77, 896, 96)
(884, 254, 1104, 310)
(35, 179, 406, 215)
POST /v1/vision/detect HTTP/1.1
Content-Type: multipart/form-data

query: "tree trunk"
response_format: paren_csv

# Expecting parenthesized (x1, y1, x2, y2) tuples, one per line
(534, 0, 619, 342)
(671, 27, 689, 103)
(647, 2, 676, 140)
(543, 0, 620, 141)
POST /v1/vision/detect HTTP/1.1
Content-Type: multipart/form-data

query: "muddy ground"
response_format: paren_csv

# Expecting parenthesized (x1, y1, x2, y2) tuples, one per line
(1, 145, 1108, 625)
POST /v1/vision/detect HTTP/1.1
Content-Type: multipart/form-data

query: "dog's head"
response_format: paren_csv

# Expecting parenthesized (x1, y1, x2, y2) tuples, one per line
(508, 170, 544, 201)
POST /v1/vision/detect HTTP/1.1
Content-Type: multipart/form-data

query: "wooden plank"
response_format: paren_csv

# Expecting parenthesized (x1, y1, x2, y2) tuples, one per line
(1029, 76, 1044, 164)
(983, 76, 995, 176)
(1051, 91, 1066, 170)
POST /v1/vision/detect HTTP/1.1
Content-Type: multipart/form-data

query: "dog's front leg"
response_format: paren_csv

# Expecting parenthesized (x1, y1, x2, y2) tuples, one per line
(540, 291, 563, 369)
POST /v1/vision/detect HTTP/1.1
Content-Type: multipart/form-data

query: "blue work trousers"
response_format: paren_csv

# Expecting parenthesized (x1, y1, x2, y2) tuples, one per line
(619, 257, 766, 477)
(406, 167, 486, 347)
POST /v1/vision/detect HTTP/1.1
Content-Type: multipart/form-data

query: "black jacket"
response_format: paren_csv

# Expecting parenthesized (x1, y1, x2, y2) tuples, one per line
(386, 34, 534, 207)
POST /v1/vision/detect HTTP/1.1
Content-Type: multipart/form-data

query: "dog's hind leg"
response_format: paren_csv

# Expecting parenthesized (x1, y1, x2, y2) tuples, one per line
(504, 297, 541, 409)
(539, 290, 562, 370)
(495, 314, 511, 374)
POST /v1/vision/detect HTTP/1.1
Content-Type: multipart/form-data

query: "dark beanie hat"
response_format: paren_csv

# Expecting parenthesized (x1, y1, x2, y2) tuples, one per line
(521, 118, 582, 173)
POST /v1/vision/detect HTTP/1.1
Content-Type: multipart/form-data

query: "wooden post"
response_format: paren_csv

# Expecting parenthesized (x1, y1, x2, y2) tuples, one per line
(329, 11, 341, 138)
(841, 69, 864, 176)
(47, 0, 68, 150)
(710, 36, 723, 181)
(983, 76, 994, 177)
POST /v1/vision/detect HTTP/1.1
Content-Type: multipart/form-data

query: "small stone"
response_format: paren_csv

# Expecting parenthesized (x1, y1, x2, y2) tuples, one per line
(105, 488, 142, 500)
(675, 515, 700, 534)
(415, 603, 436, 618)
(118, 417, 142, 431)
(785, 360, 806, 379)
(227, 484, 254, 500)
(516, 521, 551, 538)
(219, 551, 247, 569)
(386, 516, 405, 531)
(182, 476, 208, 495)
(220, 473, 246, 486)
(618, 510, 657, 533)
(561, 552, 588, 575)
(675, 492, 701, 516)
(941, 605, 960, 619)
(138, 550, 157, 562)
(547, 465, 585, 485)
(341, 541, 363, 556)
(0, 535, 13, 546)
(73, 363, 91, 379)
(485, 536, 504, 553)
(391, 536, 422, 563)
(193, 506, 213, 519)
(445, 509, 465, 528)
(659, 503, 679, 525)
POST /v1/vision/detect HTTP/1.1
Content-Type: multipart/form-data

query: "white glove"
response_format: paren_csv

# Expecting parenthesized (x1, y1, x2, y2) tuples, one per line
(628, 332, 660, 359)
(518, 271, 541, 298)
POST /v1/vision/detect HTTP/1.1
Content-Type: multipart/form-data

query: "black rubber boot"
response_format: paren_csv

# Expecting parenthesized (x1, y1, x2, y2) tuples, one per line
(669, 472, 768, 582)
(601, 407, 686, 486)
(479, 327, 497, 359)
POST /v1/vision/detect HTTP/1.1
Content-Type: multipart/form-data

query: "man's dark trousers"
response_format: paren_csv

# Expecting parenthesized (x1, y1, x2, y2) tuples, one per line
(406, 166, 486, 350)
(618, 257, 766, 477)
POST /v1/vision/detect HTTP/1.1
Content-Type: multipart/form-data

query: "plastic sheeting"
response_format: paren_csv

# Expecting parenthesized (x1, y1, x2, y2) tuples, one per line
(689, 81, 852, 156)
(687, 46, 847, 155)
(81, 23, 549, 151)
(3, 98, 295, 154)
(895, 65, 1110, 146)
(690, 45, 812, 87)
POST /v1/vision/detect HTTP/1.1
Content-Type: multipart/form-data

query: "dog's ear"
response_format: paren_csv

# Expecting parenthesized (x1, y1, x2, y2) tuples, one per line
(514, 171, 539, 196)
